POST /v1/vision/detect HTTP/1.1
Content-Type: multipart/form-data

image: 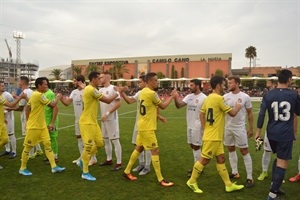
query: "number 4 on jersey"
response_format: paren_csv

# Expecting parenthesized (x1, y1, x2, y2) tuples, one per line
(207, 108, 215, 125)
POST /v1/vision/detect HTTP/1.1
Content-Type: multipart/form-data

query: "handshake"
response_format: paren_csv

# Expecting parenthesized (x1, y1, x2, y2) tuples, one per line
(255, 137, 264, 151)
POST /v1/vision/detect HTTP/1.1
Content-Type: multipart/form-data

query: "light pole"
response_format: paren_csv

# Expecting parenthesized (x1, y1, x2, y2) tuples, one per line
(13, 31, 25, 83)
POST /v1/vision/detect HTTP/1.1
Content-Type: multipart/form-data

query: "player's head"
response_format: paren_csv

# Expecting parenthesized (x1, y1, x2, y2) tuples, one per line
(100, 71, 112, 85)
(35, 77, 49, 92)
(189, 79, 201, 93)
(138, 75, 146, 89)
(88, 71, 101, 86)
(266, 80, 277, 90)
(74, 75, 85, 88)
(227, 75, 240, 92)
(210, 75, 226, 93)
(278, 69, 292, 86)
(145, 72, 158, 90)
(19, 76, 29, 88)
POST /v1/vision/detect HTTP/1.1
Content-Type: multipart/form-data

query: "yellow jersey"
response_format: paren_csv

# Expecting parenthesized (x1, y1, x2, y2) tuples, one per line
(137, 87, 161, 131)
(0, 96, 7, 126)
(201, 93, 231, 141)
(26, 91, 50, 129)
(79, 85, 103, 125)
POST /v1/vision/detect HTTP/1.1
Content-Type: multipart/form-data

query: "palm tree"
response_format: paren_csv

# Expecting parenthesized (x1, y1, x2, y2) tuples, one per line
(112, 62, 129, 79)
(49, 68, 63, 80)
(72, 65, 83, 76)
(85, 63, 100, 77)
(245, 46, 257, 76)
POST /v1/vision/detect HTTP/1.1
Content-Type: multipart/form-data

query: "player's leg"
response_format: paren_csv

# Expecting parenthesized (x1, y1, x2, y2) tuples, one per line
(108, 120, 122, 171)
(224, 129, 239, 178)
(19, 129, 36, 175)
(0, 125, 9, 169)
(100, 122, 113, 165)
(139, 150, 151, 175)
(258, 133, 272, 180)
(7, 115, 16, 158)
(132, 124, 145, 172)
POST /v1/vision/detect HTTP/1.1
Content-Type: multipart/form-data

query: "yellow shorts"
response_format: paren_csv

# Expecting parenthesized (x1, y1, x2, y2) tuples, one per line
(201, 141, 224, 159)
(24, 128, 50, 146)
(79, 124, 104, 148)
(136, 130, 158, 150)
(0, 124, 8, 146)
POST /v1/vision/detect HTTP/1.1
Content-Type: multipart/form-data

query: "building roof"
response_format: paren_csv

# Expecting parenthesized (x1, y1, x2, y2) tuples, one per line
(38, 65, 71, 72)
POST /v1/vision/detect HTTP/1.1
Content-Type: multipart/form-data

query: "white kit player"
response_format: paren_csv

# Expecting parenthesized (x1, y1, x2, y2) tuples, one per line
(98, 72, 122, 171)
(0, 89, 16, 159)
(60, 75, 97, 166)
(223, 75, 254, 188)
(174, 79, 206, 177)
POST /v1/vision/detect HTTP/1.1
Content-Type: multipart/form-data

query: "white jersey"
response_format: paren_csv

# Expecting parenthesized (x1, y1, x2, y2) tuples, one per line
(19, 88, 33, 122)
(182, 92, 207, 130)
(99, 84, 121, 121)
(69, 89, 84, 122)
(224, 91, 252, 129)
(133, 91, 141, 124)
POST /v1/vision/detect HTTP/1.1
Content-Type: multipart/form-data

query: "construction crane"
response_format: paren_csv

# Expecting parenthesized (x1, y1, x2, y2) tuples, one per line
(5, 39, 12, 62)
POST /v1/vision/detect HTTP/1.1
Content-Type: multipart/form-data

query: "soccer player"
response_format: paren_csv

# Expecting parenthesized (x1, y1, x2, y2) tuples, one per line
(18, 77, 65, 176)
(174, 79, 206, 177)
(256, 69, 300, 200)
(78, 71, 119, 181)
(0, 81, 27, 169)
(8, 76, 35, 158)
(256, 80, 277, 181)
(43, 77, 59, 163)
(120, 75, 166, 175)
(0, 89, 17, 159)
(223, 75, 254, 188)
(123, 72, 176, 187)
(98, 72, 123, 171)
(186, 75, 244, 194)
(60, 75, 97, 166)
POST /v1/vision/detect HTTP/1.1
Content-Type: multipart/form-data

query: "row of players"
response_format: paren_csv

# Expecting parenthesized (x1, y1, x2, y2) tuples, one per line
(0, 70, 299, 199)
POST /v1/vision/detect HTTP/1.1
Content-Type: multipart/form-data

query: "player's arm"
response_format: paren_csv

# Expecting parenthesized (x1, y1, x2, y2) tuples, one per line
(121, 92, 136, 104)
(48, 105, 58, 131)
(227, 102, 242, 117)
(4, 93, 26, 108)
(200, 111, 206, 129)
(48, 93, 62, 108)
(25, 104, 31, 121)
(294, 113, 298, 140)
(174, 92, 186, 109)
(157, 90, 176, 110)
(255, 98, 267, 139)
(60, 96, 73, 106)
(246, 107, 254, 138)
(157, 108, 167, 123)
(99, 93, 118, 104)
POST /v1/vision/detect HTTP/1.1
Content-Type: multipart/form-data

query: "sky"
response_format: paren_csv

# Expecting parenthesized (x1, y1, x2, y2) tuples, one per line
(0, 0, 299, 70)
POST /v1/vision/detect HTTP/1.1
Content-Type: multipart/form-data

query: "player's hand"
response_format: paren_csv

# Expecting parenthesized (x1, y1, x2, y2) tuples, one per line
(117, 86, 129, 93)
(235, 102, 242, 111)
(247, 130, 253, 138)
(254, 129, 261, 140)
(47, 123, 55, 132)
(78, 81, 86, 89)
(56, 93, 62, 100)
(158, 115, 167, 123)
(19, 92, 27, 99)
(101, 114, 108, 121)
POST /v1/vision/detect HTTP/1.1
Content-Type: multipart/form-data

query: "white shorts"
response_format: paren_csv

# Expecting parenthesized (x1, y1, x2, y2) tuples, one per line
(75, 122, 81, 136)
(21, 115, 26, 136)
(131, 123, 138, 144)
(224, 128, 248, 148)
(101, 120, 120, 140)
(263, 132, 272, 152)
(187, 128, 203, 146)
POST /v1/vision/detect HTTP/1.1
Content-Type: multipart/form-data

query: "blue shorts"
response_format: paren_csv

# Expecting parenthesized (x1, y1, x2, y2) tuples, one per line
(269, 139, 293, 160)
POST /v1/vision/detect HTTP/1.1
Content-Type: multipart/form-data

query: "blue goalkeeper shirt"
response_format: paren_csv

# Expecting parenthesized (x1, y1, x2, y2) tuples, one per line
(257, 88, 300, 141)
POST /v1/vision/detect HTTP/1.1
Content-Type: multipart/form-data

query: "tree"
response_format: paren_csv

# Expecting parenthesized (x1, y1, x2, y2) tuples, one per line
(215, 69, 223, 77)
(49, 68, 63, 80)
(111, 62, 129, 79)
(72, 65, 83, 76)
(85, 63, 100, 77)
(245, 46, 257, 76)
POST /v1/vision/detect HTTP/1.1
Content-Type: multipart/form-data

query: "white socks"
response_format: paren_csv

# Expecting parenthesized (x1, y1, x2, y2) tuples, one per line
(243, 153, 253, 180)
(229, 151, 238, 174)
(262, 151, 272, 172)
(104, 138, 112, 161)
(77, 138, 83, 156)
(112, 139, 122, 164)
(145, 150, 152, 167)
(193, 149, 201, 163)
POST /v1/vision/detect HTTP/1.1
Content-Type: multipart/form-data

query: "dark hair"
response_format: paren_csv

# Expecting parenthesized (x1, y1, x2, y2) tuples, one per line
(88, 71, 100, 82)
(75, 75, 85, 83)
(190, 79, 201, 86)
(0, 81, 4, 84)
(139, 75, 146, 82)
(145, 72, 157, 83)
(102, 71, 112, 76)
(35, 77, 48, 88)
(227, 75, 240, 85)
(278, 69, 292, 84)
(20, 76, 29, 85)
(210, 75, 226, 89)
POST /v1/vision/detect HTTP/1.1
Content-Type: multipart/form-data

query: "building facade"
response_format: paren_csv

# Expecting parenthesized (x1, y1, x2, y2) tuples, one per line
(71, 53, 233, 79)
